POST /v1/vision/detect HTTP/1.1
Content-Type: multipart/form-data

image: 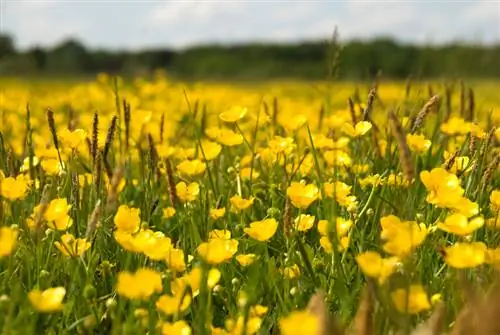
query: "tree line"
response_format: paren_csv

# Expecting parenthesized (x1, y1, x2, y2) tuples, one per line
(1, 34, 499, 79)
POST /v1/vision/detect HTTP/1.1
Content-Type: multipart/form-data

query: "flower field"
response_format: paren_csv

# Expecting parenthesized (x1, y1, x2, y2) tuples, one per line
(1, 74, 500, 334)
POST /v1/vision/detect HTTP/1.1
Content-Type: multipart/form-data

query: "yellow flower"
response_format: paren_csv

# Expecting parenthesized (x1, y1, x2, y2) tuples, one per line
(156, 293, 191, 316)
(323, 149, 352, 167)
(59, 128, 87, 149)
(387, 173, 410, 187)
(240, 167, 260, 180)
(114, 229, 172, 257)
(359, 174, 384, 188)
(391, 285, 431, 314)
(114, 205, 141, 233)
(197, 239, 238, 264)
(225, 315, 262, 335)
(380, 215, 428, 257)
(244, 218, 278, 241)
(250, 304, 269, 317)
(444, 153, 472, 175)
(28, 287, 66, 313)
(19, 156, 40, 173)
(356, 251, 400, 284)
(281, 114, 308, 132)
(41, 159, 65, 176)
(437, 213, 484, 236)
(351, 164, 369, 174)
(269, 136, 296, 155)
(171, 267, 221, 297)
(286, 182, 319, 209)
(176, 182, 200, 202)
(216, 128, 244, 147)
(443, 242, 486, 268)
(0, 175, 30, 200)
(165, 248, 187, 272)
(420, 168, 464, 208)
(199, 140, 222, 161)
(323, 181, 357, 210)
(160, 320, 192, 335)
(54, 234, 91, 257)
(341, 121, 372, 137)
(279, 310, 318, 335)
(491, 190, 500, 212)
(236, 254, 258, 267)
(486, 217, 500, 230)
(294, 214, 315, 232)
(282, 264, 301, 279)
(406, 133, 431, 153)
(116, 268, 163, 300)
(450, 197, 479, 218)
(319, 236, 333, 253)
(177, 159, 206, 176)
(163, 206, 176, 219)
(209, 229, 231, 240)
(219, 106, 247, 123)
(485, 248, 500, 269)
(441, 116, 470, 136)
(230, 195, 254, 212)
(209, 207, 226, 220)
(0, 226, 18, 257)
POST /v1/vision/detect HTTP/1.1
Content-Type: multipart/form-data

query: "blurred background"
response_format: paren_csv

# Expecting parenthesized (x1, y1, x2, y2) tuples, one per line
(1, 0, 499, 79)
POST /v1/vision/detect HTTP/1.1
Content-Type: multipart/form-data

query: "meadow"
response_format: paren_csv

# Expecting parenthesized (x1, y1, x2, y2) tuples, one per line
(1, 73, 500, 334)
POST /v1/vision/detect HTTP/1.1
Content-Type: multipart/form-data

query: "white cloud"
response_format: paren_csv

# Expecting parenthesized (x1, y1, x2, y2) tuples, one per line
(2, 0, 499, 50)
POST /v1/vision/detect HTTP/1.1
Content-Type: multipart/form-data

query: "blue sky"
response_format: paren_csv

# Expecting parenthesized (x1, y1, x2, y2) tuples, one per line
(2, 0, 499, 50)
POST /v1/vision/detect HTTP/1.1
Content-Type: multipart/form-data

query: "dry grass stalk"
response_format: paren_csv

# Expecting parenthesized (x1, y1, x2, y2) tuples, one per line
(362, 88, 377, 122)
(427, 83, 434, 99)
(405, 77, 412, 99)
(451, 276, 500, 335)
(94, 152, 102, 191)
(33, 184, 51, 235)
(481, 154, 500, 190)
(46, 108, 64, 167)
(147, 133, 158, 174)
(105, 165, 124, 212)
(165, 159, 178, 207)
(283, 197, 292, 237)
(318, 104, 325, 131)
(350, 286, 374, 335)
(46, 108, 59, 151)
(466, 88, 475, 121)
(459, 81, 465, 118)
(411, 302, 445, 335)
(468, 133, 477, 157)
(272, 97, 279, 130)
(444, 150, 460, 171)
(103, 115, 118, 159)
(71, 172, 79, 212)
(348, 98, 357, 125)
(91, 111, 99, 167)
(389, 111, 414, 181)
(159, 113, 165, 144)
(478, 127, 496, 162)
(67, 106, 77, 131)
(307, 290, 345, 335)
(123, 100, 131, 151)
(411, 95, 439, 133)
(85, 200, 102, 238)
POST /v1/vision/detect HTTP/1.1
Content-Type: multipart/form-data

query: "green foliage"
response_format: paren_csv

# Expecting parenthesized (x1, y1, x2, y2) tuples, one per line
(1, 34, 500, 79)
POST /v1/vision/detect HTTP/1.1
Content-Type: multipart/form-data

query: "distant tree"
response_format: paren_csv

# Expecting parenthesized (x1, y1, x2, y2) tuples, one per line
(27, 46, 47, 70)
(46, 38, 90, 73)
(0, 34, 16, 60)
